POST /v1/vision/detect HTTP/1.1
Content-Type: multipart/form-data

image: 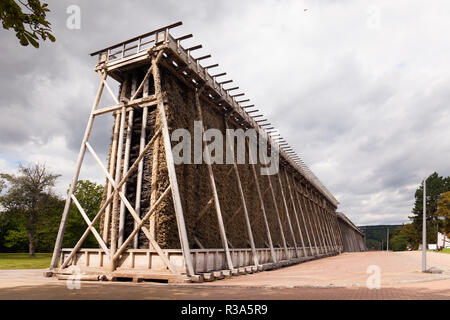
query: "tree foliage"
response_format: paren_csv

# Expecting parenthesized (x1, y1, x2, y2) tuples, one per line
(63, 180, 104, 248)
(0, 163, 60, 256)
(0, 175, 104, 254)
(390, 234, 408, 251)
(437, 191, 450, 237)
(409, 172, 450, 244)
(0, 0, 54, 48)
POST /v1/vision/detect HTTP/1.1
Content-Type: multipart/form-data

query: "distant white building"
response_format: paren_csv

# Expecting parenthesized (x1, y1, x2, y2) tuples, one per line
(437, 232, 450, 249)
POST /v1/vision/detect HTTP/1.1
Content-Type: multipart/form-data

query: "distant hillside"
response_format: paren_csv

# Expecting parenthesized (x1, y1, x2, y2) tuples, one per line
(358, 225, 402, 250)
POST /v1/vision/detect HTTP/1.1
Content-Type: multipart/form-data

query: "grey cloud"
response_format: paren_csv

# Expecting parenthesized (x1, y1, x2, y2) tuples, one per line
(1, 0, 449, 226)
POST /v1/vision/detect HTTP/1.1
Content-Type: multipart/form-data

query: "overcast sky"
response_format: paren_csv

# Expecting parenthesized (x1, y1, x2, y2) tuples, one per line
(1, 0, 449, 226)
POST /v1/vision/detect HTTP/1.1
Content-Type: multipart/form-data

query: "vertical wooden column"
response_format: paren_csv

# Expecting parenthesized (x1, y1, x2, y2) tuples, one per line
(195, 90, 234, 271)
(248, 141, 277, 264)
(313, 193, 333, 252)
(276, 168, 298, 258)
(323, 208, 336, 252)
(313, 194, 332, 254)
(322, 208, 337, 252)
(294, 182, 319, 256)
(284, 171, 307, 257)
(152, 57, 195, 276)
(307, 186, 327, 254)
(134, 96, 148, 248)
(50, 72, 107, 269)
(266, 174, 289, 260)
(103, 112, 120, 241)
(148, 105, 160, 248)
(118, 76, 133, 247)
(334, 213, 344, 252)
(225, 121, 258, 266)
(291, 177, 314, 257)
(109, 105, 126, 270)
(298, 184, 321, 254)
(326, 209, 339, 252)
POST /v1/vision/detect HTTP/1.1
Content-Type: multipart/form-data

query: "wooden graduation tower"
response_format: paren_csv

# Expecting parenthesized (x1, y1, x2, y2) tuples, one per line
(49, 22, 362, 283)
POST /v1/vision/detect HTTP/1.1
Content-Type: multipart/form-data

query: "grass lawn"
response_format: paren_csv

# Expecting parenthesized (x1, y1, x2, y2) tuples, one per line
(440, 248, 450, 254)
(0, 253, 52, 269)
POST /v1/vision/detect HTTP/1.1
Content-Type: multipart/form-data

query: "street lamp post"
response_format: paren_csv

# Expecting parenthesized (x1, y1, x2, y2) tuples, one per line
(387, 227, 389, 251)
(422, 178, 427, 272)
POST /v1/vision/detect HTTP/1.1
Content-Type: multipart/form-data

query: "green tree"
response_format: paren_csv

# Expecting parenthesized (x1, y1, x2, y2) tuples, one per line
(390, 234, 408, 251)
(409, 172, 450, 244)
(437, 191, 450, 237)
(0, 0, 55, 48)
(0, 163, 60, 256)
(398, 223, 420, 248)
(62, 180, 104, 248)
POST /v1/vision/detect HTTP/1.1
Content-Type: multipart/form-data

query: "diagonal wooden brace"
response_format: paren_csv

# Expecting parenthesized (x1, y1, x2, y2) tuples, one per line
(60, 130, 162, 269)
(70, 194, 110, 256)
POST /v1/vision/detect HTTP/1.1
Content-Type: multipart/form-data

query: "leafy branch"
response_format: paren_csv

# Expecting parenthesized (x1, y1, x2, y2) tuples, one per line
(0, 0, 55, 48)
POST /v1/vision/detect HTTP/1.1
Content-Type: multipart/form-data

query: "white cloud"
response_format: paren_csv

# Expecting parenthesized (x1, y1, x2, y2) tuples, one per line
(1, 0, 449, 226)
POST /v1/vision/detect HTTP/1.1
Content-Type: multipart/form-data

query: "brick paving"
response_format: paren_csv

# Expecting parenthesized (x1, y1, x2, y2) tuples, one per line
(0, 251, 448, 300)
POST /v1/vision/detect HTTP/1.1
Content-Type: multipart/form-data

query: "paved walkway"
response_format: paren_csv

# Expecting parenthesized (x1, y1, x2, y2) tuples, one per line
(0, 251, 448, 300)
(196, 251, 450, 288)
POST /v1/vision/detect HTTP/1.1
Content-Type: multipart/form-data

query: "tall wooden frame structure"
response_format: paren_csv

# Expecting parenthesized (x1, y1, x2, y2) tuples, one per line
(49, 22, 363, 283)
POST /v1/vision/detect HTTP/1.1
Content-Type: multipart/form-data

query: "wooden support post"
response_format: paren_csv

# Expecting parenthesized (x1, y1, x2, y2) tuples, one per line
(103, 112, 120, 241)
(225, 121, 258, 267)
(109, 105, 126, 270)
(118, 77, 133, 247)
(290, 177, 314, 256)
(334, 213, 344, 252)
(134, 104, 148, 248)
(321, 208, 335, 252)
(195, 89, 234, 271)
(319, 205, 334, 252)
(50, 71, 107, 270)
(284, 171, 307, 257)
(248, 146, 277, 263)
(311, 193, 332, 252)
(148, 85, 160, 249)
(304, 186, 327, 254)
(276, 168, 298, 258)
(312, 195, 329, 253)
(296, 184, 320, 256)
(153, 57, 195, 276)
(266, 174, 289, 260)
(325, 209, 339, 252)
